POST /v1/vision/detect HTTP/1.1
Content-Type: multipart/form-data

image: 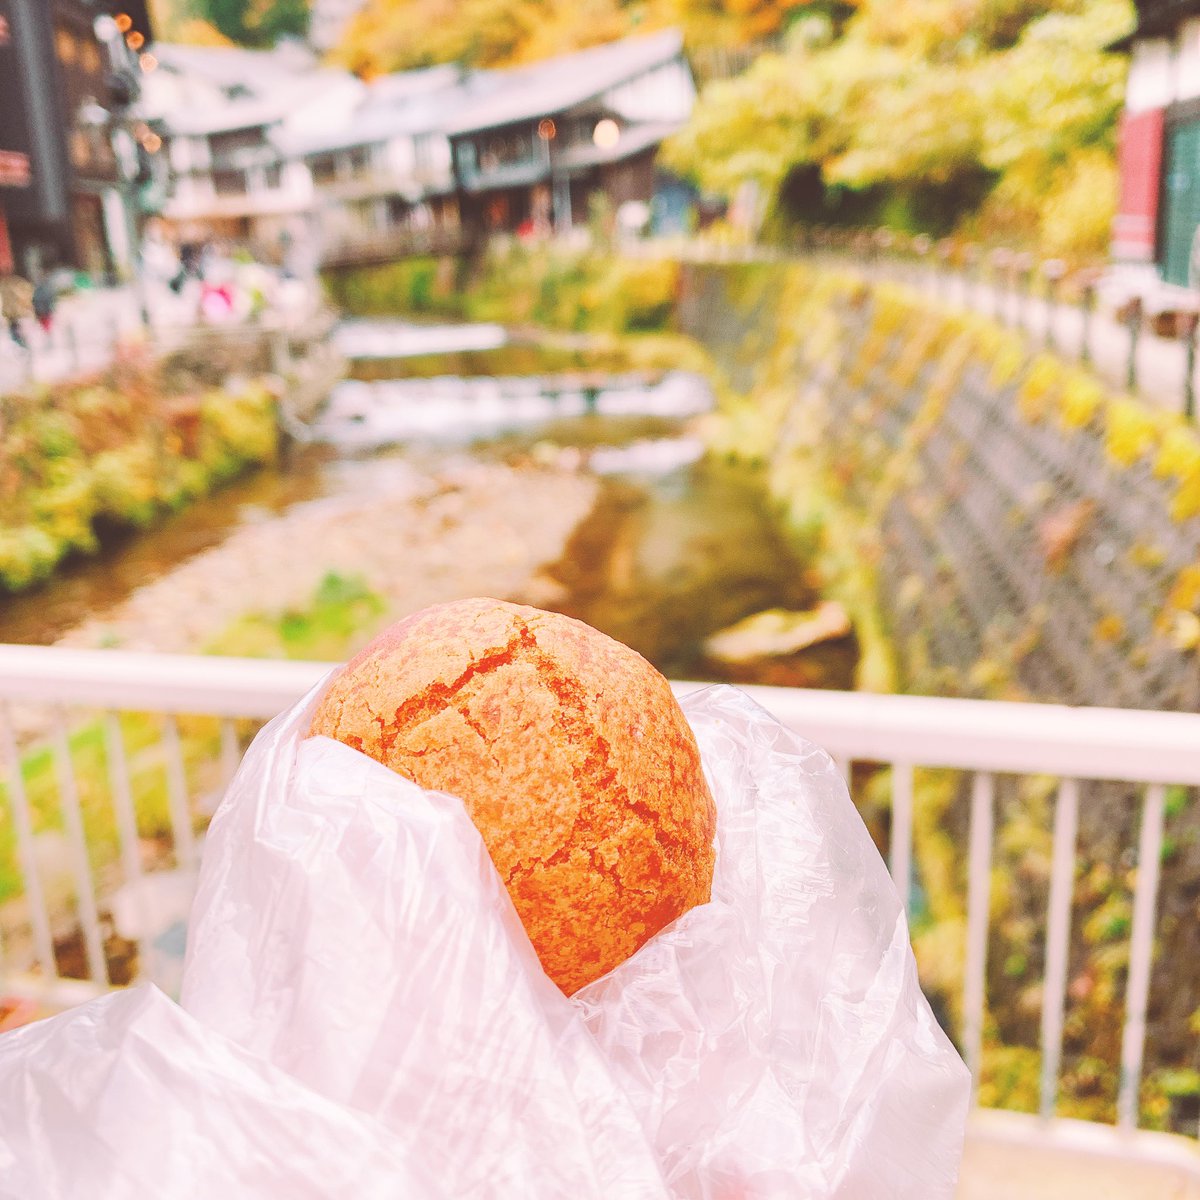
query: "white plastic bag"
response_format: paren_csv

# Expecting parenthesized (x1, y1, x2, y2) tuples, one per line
(0, 984, 443, 1200)
(577, 686, 971, 1197)
(180, 681, 969, 1198)
(182, 679, 669, 1200)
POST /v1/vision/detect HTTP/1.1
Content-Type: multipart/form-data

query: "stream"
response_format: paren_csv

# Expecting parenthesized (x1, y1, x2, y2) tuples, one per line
(0, 322, 849, 687)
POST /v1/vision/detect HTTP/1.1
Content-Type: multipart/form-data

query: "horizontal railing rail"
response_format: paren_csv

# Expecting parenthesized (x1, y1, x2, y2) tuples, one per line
(3, 646, 1198, 782)
(1, 643, 1199, 1150)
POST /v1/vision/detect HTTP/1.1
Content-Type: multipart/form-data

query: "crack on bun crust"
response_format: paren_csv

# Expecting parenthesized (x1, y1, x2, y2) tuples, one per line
(307, 597, 717, 995)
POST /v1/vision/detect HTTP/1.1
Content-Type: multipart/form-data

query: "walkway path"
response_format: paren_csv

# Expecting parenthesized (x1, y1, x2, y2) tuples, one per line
(0, 276, 324, 394)
(632, 237, 1200, 417)
(0, 287, 147, 392)
(892, 263, 1196, 416)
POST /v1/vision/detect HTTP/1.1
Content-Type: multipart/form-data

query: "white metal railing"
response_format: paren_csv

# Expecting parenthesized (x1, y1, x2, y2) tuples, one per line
(2, 644, 1200, 1153)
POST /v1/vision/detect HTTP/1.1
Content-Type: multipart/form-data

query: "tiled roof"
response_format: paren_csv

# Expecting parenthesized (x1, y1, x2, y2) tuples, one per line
(277, 71, 502, 156)
(146, 43, 361, 136)
(443, 29, 685, 137)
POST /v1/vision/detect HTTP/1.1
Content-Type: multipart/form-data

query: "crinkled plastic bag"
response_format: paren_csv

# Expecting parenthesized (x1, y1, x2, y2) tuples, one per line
(0, 984, 443, 1199)
(181, 681, 969, 1199)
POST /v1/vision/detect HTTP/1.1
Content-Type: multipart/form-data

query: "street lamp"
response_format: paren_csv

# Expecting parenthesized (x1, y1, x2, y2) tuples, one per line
(537, 117, 570, 234)
(77, 96, 149, 325)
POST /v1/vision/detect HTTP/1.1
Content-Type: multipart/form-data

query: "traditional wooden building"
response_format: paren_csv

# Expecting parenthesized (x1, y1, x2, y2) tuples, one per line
(142, 42, 363, 256)
(278, 66, 495, 262)
(445, 30, 695, 237)
(1112, 1, 1200, 287)
(0, 0, 152, 278)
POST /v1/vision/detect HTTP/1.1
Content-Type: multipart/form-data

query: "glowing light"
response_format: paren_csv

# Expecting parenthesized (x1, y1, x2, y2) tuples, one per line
(537, 118, 557, 141)
(115, 13, 133, 32)
(139, 52, 158, 72)
(592, 118, 620, 150)
(127, 30, 144, 50)
(144, 133, 162, 153)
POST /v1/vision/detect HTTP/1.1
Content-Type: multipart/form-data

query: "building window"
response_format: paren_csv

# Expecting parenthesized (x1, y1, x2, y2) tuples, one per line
(478, 130, 535, 172)
(455, 141, 477, 176)
(209, 128, 263, 164)
(55, 27, 78, 64)
(310, 154, 338, 184)
(70, 130, 90, 168)
(81, 41, 101, 76)
(213, 169, 247, 196)
(346, 146, 371, 176)
(263, 163, 282, 189)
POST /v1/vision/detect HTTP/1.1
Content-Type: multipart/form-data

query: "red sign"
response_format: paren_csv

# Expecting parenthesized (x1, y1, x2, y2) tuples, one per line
(0, 149, 30, 187)
(1113, 107, 1165, 263)
(0, 210, 12, 274)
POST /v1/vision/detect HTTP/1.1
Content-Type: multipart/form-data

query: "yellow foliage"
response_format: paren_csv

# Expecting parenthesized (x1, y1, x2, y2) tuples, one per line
(1015, 353, 1062, 423)
(1036, 150, 1121, 262)
(335, 0, 812, 75)
(1104, 398, 1160, 467)
(1170, 474, 1200, 522)
(1128, 541, 1166, 569)
(1165, 564, 1200, 615)
(979, 1045, 1040, 1114)
(1057, 372, 1104, 431)
(1154, 424, 1200, 481)
(1169, 611, 1200, 652)
(987, 335, 1026, 389)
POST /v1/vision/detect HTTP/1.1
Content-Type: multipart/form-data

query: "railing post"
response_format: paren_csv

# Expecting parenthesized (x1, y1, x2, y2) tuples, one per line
(1014, 252, 1034, 331)
(65, 318, 79, 373)
(963, 771, 995, 1098)
(936, 238, 954, 302)
(963, 243, 980, 308)
(889, 762, 914, 915)
(51, 708, 108, 985)
(1124, 296, 1143, 393)
(1079, 278, 1096, 366)
(1117, 783, 1166, 1130)
(0, 705, 56, 978)
(990, 249, 1011, 323)
(1042, 260, 1067, 350)
(1040, 777, 1080, 1121)
(912, 233, 932, 295)
(1179, 310, 1199, 420)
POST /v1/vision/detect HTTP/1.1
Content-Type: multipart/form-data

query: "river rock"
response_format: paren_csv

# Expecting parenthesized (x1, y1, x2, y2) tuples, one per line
(702, 602, 857, 689)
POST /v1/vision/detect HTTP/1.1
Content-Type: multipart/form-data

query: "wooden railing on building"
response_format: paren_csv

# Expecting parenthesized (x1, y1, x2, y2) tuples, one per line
(318, 226, 478, 271)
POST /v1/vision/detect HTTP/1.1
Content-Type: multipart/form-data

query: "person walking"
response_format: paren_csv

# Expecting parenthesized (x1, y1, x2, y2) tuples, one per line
(0, 271, 34, 350)
(32, 276, 56, 334)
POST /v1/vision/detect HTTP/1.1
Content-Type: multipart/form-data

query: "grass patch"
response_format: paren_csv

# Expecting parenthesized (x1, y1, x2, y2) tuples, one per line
(207, 570, 386, 661)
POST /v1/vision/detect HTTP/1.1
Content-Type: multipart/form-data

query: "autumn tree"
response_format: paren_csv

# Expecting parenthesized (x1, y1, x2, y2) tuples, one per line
(662, 0, 1132, 257)
(334, 0, 835, 74)
(153, 0, 312, 47)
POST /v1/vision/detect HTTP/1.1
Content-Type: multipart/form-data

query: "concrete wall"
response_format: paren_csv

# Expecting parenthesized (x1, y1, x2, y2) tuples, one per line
(677, 260, 1200, 713)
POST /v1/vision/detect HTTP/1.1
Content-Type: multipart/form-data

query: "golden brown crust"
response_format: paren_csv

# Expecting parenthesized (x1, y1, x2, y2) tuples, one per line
(307, 597, 716, 995)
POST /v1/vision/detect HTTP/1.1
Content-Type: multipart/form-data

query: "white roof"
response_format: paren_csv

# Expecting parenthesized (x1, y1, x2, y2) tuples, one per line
(143, 42, 363, 137)
(443, 28, 685, 136)
(276, 68, 501, 156)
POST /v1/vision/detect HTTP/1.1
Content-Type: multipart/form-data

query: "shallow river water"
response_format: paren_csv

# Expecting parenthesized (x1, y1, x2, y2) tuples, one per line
(0, 326, 833, 683)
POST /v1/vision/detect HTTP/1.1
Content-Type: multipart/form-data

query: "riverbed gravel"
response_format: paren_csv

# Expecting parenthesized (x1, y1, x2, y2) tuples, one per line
(56, 457, 598, 656)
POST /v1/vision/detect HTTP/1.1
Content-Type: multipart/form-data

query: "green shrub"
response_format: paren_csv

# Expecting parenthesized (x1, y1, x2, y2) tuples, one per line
(0, 525, 61, 591)
(0, 361, 285, 594)
(92, 443, 161, 528)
